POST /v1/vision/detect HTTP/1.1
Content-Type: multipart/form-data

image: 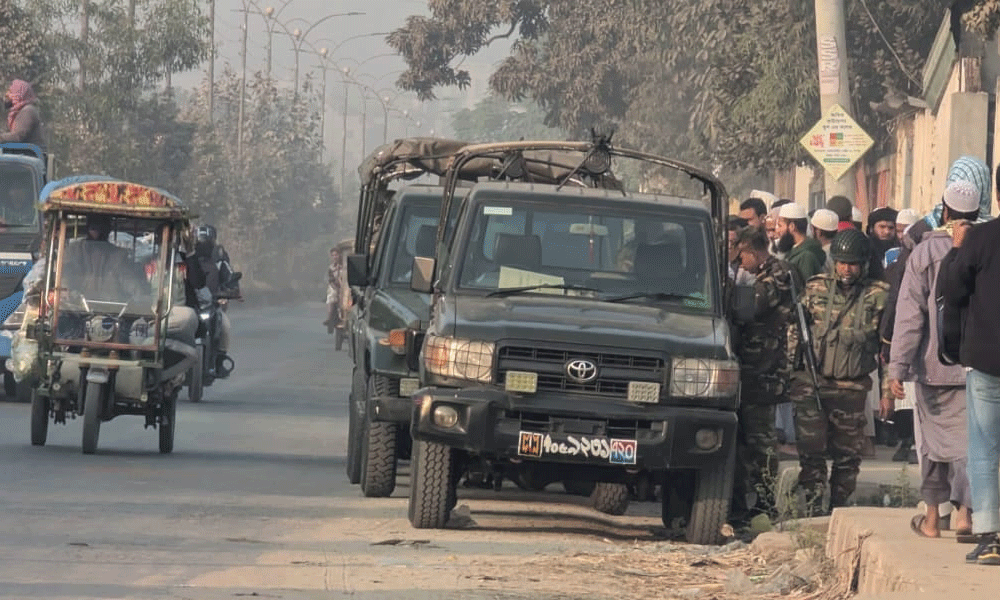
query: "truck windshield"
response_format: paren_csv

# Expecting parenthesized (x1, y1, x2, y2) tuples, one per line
(388, 202, 441, 285)
(0, 164, 39, 228)
(457, 200, 715, 310)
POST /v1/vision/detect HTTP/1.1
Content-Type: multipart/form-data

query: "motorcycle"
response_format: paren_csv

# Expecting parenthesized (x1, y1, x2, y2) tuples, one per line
(14, 176, 199, 454)
(187, 272, 241, 403)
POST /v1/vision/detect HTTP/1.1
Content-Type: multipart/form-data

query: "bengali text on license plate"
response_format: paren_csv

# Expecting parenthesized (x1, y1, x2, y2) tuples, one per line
(517, 431, 637, 465)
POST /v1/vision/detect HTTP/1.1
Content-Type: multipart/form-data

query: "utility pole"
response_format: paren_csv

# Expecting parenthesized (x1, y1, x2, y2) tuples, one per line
(208, 0, 215, 122)
(341, 77, 349, 202)
(237, 6, 248, 163)
(814, 0, 855, 202)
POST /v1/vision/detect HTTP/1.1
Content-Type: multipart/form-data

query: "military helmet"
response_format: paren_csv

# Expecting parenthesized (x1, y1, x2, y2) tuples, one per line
(829, 228, 869, 264)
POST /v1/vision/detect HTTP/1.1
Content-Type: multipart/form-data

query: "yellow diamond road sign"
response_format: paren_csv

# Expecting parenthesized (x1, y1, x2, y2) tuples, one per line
(800, 104, 874, 181)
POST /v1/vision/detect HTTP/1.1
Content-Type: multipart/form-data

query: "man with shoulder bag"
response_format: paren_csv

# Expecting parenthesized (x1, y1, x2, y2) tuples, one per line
(792, 228, 888, 514)
(939, 166, 1000, 566)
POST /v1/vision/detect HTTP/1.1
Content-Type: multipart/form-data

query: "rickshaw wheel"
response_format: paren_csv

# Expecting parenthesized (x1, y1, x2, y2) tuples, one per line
(30, 390, 48, 446)
(82, 382, 102, 455)
(188, 345, 204, 403)
(159, 393, 176, 454)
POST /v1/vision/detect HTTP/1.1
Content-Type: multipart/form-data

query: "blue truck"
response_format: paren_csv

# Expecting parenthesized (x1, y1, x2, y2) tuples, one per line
(0, 143, 49, 401)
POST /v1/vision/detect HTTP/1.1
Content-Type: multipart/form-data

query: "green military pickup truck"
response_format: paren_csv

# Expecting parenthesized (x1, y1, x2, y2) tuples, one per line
(404, 140, 743, 544)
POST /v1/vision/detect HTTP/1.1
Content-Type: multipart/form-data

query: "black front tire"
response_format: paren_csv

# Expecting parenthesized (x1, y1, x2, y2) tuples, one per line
(408, 440, 456, 529)
(591, 482, 630, 515)
(81, 382, 102, 455)
(360, 375, 398, 497)
(188, 345, 204, 403)
(30, 390, 48, 446)
(159, 394, 176, 454)
(361, 420, 398, 497)
(685, 443, 736, 545)
(3, 371, 16, 398)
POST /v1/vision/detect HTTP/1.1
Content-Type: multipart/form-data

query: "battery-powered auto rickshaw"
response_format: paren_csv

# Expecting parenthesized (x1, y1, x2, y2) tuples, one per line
(12, 176, 199, 454)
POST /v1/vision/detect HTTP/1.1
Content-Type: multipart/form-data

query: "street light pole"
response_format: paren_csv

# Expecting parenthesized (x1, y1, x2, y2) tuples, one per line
(208, 0, 215, 122)
(341, 68, 350, 201)
(284, 12, 365, 98)
(237, 7, 248, 163)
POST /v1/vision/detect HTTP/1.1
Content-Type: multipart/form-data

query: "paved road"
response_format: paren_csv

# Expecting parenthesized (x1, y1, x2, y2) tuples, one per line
(0, 302, 664, 600)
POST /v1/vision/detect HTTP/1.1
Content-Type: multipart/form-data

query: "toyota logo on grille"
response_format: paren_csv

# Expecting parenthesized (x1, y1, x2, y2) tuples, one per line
(565, 359, 598, 383)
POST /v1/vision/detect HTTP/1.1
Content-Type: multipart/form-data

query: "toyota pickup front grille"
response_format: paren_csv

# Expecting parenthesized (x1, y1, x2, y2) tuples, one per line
(496, 344, 665, 399)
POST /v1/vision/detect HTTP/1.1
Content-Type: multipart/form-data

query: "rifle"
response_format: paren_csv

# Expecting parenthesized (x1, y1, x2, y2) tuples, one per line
(789, 274, 824, 413)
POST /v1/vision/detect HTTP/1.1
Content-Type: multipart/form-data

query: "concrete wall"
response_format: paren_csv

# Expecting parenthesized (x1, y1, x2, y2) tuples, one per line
(892, 62, 990, 216)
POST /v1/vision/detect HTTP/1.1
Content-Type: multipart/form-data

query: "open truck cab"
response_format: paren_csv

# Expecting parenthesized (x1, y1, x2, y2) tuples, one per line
(343, 138, 471, 497)
(0, 143, 51, 401)
(405, 139, 741, 544)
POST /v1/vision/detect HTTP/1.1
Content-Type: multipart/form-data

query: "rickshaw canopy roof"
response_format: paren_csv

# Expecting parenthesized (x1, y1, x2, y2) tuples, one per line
(40, 176, 190, 219)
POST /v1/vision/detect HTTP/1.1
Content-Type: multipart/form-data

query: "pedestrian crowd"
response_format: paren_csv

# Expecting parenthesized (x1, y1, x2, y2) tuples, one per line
(728, 155, 1000, 566)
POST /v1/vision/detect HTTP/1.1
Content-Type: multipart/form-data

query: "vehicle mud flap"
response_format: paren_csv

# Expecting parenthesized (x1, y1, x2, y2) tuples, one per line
(591, 482, 630, 516)
(562, 479, 596, 497)
(81, 382, 102, 455)
(408, 439, 456, 529)
(30, 389, 48, 446)
(684, 441, 736, 545)
(346, 367, 364, 484)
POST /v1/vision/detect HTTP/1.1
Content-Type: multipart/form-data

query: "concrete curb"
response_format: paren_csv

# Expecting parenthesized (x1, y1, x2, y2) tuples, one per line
(826, 507, 1000, 599)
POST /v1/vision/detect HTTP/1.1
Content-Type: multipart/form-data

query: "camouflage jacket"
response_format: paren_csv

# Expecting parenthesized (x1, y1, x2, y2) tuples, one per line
(733, 256, 795, 380)
(799, 273, 889, 387)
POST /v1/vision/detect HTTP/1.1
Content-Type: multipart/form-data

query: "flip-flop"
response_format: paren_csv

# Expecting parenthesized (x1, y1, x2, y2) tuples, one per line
(956, 529, 980, 544)
(910, 514, 938, 538)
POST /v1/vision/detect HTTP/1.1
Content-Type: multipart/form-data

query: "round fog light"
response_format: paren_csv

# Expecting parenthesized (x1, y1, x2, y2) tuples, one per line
(432, 405, 459, 429)
(694, 428, 720, 450)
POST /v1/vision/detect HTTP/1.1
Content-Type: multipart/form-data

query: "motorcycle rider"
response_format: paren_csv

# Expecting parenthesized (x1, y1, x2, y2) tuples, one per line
(185, 225, 237, 377)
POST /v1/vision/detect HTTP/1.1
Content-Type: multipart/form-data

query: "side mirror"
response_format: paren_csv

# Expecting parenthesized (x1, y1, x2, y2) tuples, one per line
(410, 256, 435, 294)
(346, 254, 369, 287)
(732, 284, 755, 323)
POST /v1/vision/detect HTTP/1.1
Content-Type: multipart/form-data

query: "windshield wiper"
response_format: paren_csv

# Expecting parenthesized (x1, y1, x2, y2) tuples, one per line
(605, 291, 704, 304)
(0, 223, 38, 229)
(487, 283, 601, 298)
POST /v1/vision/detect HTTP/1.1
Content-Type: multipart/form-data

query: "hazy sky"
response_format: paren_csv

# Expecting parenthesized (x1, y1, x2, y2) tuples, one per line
(184, 0, 514, 180)
(186, 0, 512, 109)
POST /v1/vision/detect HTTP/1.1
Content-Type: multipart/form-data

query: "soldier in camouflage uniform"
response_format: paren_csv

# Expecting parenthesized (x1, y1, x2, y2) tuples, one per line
(730, 227, 795, 517)
(793, 228, 888, 513)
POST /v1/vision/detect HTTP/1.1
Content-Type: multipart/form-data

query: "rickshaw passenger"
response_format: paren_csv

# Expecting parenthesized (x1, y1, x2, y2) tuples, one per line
(62, 214, 151, 302)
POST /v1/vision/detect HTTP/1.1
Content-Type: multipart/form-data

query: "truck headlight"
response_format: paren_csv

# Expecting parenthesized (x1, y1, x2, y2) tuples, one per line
(670, 358, 740, 398)
(423, 335, 494, 384)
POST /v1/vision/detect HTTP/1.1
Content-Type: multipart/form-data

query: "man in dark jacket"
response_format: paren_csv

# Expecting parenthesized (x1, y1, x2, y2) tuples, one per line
(939, 170, 1000, 565)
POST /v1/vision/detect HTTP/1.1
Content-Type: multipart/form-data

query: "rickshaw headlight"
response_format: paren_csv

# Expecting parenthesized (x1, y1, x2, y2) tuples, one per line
(129, 318, 154, 345)
(87, 316, 118, 342)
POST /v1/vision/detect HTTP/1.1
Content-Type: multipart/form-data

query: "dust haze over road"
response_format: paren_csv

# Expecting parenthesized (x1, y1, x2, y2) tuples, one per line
(0, 302, 674, 600)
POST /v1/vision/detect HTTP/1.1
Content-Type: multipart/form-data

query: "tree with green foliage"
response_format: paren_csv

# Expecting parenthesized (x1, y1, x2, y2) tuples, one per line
(451, 93, 566, 142)
(0, 0, 50, 87)
(179, 69, 338, 293)
(389, 0, 951, 172)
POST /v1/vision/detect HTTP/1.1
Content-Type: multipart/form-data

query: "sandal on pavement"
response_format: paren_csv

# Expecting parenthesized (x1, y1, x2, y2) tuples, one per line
(966, 534, 1000, 565)
(910, 514, 939, 538)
